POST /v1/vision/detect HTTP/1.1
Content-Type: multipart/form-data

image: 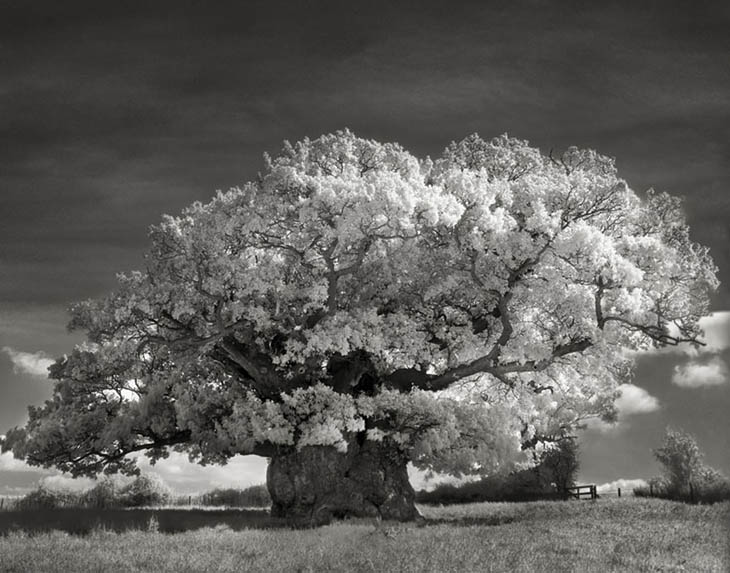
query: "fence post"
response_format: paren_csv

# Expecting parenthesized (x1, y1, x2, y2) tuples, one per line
(188, 495, 192, 506)
(1, 497, 3, 510)
(689, 482, 695, 504)
(617, 488, 621, 498)
(650, 484, 653, 497)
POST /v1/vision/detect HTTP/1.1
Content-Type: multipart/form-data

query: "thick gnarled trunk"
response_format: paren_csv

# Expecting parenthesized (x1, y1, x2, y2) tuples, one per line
(266, 438, 419, 524)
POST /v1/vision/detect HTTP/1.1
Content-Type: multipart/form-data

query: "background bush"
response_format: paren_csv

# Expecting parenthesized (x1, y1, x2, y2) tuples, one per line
(11, 476, 272, 510)
(15, 486, 81, 510)
(196, 485, 271, 508)
(417, 438, 578, 505)
(118, 475, 172, 507)
(633, 428, 730, 504)
(80, 477, 120, 509)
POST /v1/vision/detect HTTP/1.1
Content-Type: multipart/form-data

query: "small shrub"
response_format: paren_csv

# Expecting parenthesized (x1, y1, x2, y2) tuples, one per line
(634, 473, 730, 503)
(146, 515, 160, 532)
(118, 475, 172, 507)
(638, 429, 730, 504)
(80, 477, 120, 508)
(16, 486, 81, 510)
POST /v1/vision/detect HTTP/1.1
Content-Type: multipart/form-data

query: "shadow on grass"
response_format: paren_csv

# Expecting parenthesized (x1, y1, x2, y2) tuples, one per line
(420, 515, 518, 527)
(0, 508, 297, 535)
(1, 507, 522, 536)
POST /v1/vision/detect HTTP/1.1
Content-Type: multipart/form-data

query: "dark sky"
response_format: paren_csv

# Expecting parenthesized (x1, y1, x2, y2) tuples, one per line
(1, 0, 728, 492)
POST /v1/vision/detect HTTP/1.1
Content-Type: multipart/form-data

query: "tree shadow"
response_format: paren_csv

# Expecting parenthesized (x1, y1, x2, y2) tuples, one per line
(0, 507, 311, 535)
(0, 507, 526, 536)
(418, 515, 519, 528)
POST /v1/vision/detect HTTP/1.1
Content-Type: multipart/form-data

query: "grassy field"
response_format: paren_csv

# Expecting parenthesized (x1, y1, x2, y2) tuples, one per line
(0, 498, 728, 572)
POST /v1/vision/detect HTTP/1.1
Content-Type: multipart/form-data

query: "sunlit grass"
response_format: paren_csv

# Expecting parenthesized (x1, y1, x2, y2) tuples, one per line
(1, 498, 728, 572)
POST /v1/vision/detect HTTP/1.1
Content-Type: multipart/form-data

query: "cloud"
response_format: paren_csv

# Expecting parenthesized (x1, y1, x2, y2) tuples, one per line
(0, 450, 31, 471)
(39, 474, 95, 492)
(614, 383, 660, 415)
(596, 478, 648, 494)
(672, 356, 728, 388)
(2, 346, 54, 377)
(586, 383, 660, 433)
(696, 311, 730, 353)
(0, 449, 269, 497)
(136, 452, 267, 493)
(408, 466, 481, 492)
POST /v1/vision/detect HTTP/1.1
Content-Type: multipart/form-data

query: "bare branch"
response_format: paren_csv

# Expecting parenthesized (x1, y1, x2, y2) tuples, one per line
(601, 315, 705, 346)
(421, 337, 593, 392)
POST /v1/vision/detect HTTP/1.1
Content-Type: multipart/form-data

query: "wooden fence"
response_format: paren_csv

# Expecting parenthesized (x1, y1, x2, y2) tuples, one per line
(566, 485, 597, 500)
(566, 485, 625, 500)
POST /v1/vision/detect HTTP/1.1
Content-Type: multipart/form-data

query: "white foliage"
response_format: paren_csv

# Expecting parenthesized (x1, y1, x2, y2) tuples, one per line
(10, 131, 718, 479)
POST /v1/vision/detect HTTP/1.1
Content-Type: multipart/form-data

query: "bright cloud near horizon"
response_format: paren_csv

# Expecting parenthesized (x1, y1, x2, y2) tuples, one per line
(0, 449, 32, 472)
(0, 449, 268, 496)
(596, 478, 648, 494)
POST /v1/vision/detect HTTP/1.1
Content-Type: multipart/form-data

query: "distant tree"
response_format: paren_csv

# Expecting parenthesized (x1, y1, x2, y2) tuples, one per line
(118, 474, 172, 507)
(1, 131, 718, 522)
(647, 428, 730, 503)
(416, 439, 579, 504)
(81, 476, 119, 508)
(200, 485, 271, 507)
(653, 428, 704, 495)
(538, 438, 579, 495)
(16, 485, 79, 510)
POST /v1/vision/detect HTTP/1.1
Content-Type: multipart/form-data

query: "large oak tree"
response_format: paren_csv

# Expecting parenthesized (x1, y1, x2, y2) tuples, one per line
(2, 131, 717, 522)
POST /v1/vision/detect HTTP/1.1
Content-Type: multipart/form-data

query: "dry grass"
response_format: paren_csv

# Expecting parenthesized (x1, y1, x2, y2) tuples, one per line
(0, 498, 728, 572)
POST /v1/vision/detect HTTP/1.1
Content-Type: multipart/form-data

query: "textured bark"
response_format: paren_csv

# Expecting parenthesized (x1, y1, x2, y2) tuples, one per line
(266, 438, 419, 524)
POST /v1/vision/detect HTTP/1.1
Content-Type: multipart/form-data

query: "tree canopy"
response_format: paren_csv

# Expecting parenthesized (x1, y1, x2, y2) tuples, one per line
(654, 428, 704, 493)
(2, 130, 718, 481)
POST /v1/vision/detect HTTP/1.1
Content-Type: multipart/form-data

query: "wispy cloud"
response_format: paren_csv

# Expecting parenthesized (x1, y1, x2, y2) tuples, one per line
(672, 356, 728, 388)
(2, 346, 54, 377)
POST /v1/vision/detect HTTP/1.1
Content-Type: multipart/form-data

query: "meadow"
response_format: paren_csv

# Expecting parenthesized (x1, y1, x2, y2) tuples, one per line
(1, 498, 728, 572)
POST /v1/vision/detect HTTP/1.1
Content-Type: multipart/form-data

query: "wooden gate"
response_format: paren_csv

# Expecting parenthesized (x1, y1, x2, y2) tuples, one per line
(566, 485, 597, 500)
